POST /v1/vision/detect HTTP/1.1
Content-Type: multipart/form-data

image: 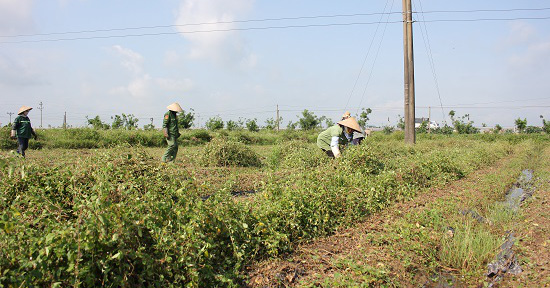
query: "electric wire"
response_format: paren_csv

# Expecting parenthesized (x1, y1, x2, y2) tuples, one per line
(0, 21, 404, 44)
(2, 7, 549, 39)
(356, 0, 396, 116)
(343, 0, 392, 112)
(414, 0, 447, 124)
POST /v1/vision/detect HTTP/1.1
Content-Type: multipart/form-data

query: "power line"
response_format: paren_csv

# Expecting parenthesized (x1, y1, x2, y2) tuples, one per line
(417, 7, 550, 14)
(3, 15, 550, 44)
(2, 7, 549, 39)
(414, 0, 446, 123)
(344, 0, 393, 111)
(0, 21, 404, 44)
(356, 0, 396, 115)
(420, 16, 550, 23)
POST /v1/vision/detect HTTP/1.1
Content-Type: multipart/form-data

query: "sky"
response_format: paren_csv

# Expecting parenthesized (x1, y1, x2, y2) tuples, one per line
(1, 0, 549, 129)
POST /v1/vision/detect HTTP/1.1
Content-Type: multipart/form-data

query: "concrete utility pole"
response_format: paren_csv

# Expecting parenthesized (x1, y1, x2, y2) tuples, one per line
(38, 102, 44, 128)
(402, 0, 416, 144)
(276, 104, 280, 132)
(63, 112, 67, 129)
(7, 112, 14, 124)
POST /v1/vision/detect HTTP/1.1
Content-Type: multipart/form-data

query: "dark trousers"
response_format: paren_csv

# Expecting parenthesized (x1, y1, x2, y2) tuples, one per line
(17, 137, 29, 157)
(322, 149, 335, 158)
(351, 137, 364, 145)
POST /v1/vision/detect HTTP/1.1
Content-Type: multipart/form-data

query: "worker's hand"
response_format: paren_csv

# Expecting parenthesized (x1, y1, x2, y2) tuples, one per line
(10, 130, 16, 140)
(10, 135, 16, 140)
(34, 135, 38, 141)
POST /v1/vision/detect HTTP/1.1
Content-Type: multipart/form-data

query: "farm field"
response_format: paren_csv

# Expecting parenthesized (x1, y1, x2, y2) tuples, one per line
(1, 132, 549, 287)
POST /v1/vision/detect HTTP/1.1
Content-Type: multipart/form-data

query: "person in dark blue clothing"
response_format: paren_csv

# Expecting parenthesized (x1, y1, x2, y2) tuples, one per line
(10, 106, 37, 157)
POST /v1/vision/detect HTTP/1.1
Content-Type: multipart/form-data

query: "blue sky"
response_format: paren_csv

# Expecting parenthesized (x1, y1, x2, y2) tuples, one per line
(1, 0, 549, 129)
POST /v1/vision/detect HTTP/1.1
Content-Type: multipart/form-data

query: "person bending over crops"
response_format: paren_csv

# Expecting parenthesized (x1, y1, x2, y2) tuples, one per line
(10, 106, 38, 158)
(317, 116, 361, 158)
(162, 102, 183, 162)
(341, 111, 371, 145)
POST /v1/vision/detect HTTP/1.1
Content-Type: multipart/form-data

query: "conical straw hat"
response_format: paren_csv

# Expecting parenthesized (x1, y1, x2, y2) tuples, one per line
(166, 102, 183, 112)
(18, 106, 32, 115)
(341, 111, 351, 120)
(337, 116, 361, 132)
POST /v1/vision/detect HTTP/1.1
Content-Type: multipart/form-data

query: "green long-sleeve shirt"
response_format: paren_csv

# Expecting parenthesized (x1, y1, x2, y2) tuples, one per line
(163, 111, 180, 138)
(317, 124, 346, 151)
(12, 115, 35, 139)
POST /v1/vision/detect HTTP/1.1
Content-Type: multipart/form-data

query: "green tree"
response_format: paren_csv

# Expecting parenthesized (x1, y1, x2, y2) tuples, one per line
(178, 108, 195, 129)
(493, 124, 503, 134)
(264, 116, 283, 130)
(287, 121, 297, 130)
(111, 115, 124, 129)
(415, 120, 429, 134)
(357, 108, 372, 127)
(397, 115, 405, 130)
(122, 113, 139, 130)
(143, 123, 155, 131)
(297, 109, 320, 130)
(206, 116, 224, 130)
(86, 115, 110, 130)
(245, 118, 259, 132)
(543, 119, 550, 134)
(226, 120, 241, 131)
(514, 118, 527, 133)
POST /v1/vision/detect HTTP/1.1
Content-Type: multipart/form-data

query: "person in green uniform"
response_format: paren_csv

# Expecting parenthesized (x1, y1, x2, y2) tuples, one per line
(317, 116, 361, 158)
(162, 102, 183, 162)
(10, 106, 37, 158)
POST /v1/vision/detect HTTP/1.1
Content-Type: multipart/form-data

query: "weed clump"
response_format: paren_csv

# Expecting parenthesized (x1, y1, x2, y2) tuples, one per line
(267, 140, 326, 169)
(201, 138, 262, 167)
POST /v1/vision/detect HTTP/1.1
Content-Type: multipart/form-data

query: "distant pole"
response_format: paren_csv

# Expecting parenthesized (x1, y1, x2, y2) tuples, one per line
(38, 101, 44, 128)
(402, 0, 416, 144)
(7, 112, 14, 124)
(428, 106, 431, 133)
(276, 104, 280, 132)
(150, 118, 154, 126)
(63, 112, 67, 129)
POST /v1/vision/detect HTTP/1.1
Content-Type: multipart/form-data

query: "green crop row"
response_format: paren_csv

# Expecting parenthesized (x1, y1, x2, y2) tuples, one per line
(0, 136, 545, 287)
(0, 127, 319, 150)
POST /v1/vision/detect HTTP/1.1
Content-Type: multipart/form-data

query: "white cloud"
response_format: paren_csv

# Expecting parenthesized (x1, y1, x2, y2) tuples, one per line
(0, 52, 47, 86)
(112, 45, 144, 74)
(109, 45, 193, 100)
(156, 77, 193, 91)
(175, 0, 256, 66)
(509, 41, 550, 70)
(0, 0, 34, 35)
(505, 21, 536, 45)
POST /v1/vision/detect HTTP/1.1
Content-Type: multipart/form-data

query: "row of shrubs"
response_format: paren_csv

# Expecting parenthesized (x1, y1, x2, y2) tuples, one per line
(0, 127, 319, 150)
(1, 135, 537, 286)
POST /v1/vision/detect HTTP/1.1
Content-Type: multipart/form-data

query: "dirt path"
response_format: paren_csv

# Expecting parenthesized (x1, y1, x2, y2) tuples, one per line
(245, 146, 549, 287)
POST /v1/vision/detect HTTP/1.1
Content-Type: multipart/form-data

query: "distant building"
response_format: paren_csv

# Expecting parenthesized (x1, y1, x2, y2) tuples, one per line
(414, 117, 439, 129)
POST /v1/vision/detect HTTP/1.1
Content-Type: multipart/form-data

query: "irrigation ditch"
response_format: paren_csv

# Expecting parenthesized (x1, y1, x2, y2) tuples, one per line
(431, 169, 536, 287)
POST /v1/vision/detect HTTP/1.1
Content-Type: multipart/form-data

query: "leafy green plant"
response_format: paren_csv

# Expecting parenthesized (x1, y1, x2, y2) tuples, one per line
(200, 138, 261, 167)
(205, 116, 224, 130)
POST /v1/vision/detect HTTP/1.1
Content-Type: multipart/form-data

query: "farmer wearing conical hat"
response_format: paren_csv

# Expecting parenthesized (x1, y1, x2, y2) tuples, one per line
(10, 106, 37, 157)
(341, 111, 370, 145)
(162, 102, 183, 162)
(317, 116, 361, 158)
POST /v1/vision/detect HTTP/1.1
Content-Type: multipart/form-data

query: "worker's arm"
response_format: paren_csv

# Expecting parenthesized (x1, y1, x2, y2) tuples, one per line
(31, 129, 37, 140)
(10, 119, 18, 139)
(330, 136, 341, 158)
(162, 113, 169, 138)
